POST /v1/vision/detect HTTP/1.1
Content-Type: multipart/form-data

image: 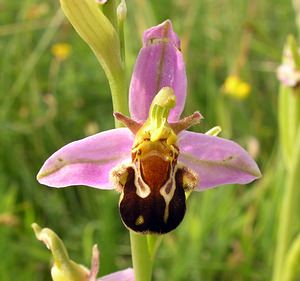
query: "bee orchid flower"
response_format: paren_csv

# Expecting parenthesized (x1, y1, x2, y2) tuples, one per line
(37, 20, 261, 234)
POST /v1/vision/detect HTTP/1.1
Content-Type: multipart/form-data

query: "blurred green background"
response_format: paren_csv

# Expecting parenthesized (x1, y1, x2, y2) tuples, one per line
(0, 0, 296, 280)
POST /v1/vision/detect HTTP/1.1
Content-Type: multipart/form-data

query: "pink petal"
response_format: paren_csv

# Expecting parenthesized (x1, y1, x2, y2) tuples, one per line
(129, 20, 186, 122)
(97, 268, 134, 281)
(142, 19, 180, 48)
(178, 131, 261, 190)
(37, 128, 133, 189)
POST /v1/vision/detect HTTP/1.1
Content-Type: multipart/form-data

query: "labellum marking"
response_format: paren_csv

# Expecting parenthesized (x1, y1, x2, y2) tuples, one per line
(159, 164, 176, 223)
(118, 139, 187, 234)
(135, 215, 144, 226)
(119, 165, 186, 234)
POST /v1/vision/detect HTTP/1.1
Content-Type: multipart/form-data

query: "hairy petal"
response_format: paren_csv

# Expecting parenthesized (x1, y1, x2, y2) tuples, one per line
(178, 131, 261, 190)
(129, 20, 186, 122)
(97, 268, 134, 281)
(37, 128, 133, 189)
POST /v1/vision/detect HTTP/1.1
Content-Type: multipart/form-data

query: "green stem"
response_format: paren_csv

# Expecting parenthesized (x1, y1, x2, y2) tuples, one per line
(130, 231, 153, 281)
(147, 234, 162, 260)
(118, 17, 125, 63)
(282, 233, 300, 281)
(278, 85, 292, 166)
(107, 70, 128, 127)
(272, 130, 300, 281)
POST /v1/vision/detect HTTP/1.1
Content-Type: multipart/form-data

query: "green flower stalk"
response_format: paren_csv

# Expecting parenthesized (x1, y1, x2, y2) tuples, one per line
(273, 35, 300, 281)
(277, 35, 300, 166)
(283, 233, 300, 281)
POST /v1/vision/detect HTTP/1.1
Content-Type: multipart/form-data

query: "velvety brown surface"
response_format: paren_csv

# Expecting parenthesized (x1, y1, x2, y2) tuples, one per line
(119, 167, 186, 234)
(140, 155, 170, 188)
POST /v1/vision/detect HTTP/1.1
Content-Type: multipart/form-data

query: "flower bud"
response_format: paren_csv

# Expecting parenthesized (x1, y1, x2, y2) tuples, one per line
(60, 0, 123, 80)
(277, 35, 300, 88)
(117, 0, 127, 23)
(32, 223, 89, 281)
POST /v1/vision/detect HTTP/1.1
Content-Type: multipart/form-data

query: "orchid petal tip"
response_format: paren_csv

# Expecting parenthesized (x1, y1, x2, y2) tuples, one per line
(193, 111, 204, 121)
(253, 167, 262, 179)
(31, 223, 42, 236)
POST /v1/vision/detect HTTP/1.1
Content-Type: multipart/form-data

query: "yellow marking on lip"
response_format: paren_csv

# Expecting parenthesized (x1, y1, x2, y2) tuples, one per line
(119, 191, 124, 204)
(133, 163, 151, 198)
(135, 215, 144, 225)
(160, 163, 177, 223)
